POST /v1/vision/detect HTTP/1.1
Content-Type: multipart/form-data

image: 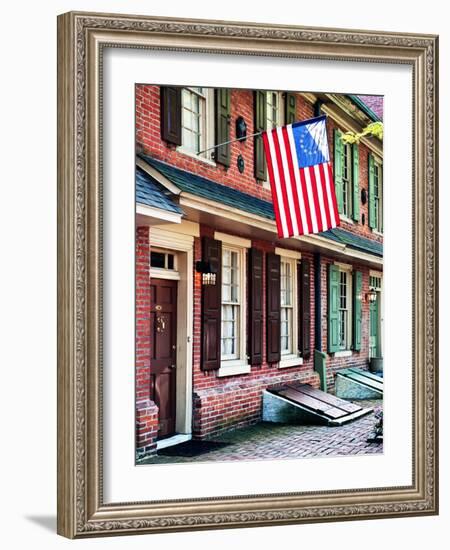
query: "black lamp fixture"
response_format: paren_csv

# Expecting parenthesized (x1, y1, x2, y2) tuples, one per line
(195, 260, 217, 285)
(236, 116, 247, 141)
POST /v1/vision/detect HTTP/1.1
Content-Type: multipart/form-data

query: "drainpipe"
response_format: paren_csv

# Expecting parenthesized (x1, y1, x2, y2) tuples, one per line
(314, 252, 322, 351)
(314, 252, 327, 392)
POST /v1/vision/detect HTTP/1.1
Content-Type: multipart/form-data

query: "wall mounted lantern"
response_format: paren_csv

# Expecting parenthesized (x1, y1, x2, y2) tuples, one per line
(195, 260, 217, 285)
(367, 289, 378, 302)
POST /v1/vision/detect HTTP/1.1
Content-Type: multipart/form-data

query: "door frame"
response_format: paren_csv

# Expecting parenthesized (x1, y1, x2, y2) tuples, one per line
(150, 223, 196, 437)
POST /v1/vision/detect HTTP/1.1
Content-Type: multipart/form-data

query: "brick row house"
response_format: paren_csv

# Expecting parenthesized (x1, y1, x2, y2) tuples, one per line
(135, 85, 383, 459)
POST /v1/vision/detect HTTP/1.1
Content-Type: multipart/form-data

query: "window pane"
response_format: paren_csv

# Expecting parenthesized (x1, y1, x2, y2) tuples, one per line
(150, 251, 165, 268)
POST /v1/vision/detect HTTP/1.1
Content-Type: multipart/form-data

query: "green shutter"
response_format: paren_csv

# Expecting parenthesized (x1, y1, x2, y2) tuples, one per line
(353, 271, 363, 351)
(334, 129, 344, 214)
(285, 92, 297, 125)
(352, 144, 360, 222)
(327, 264, 340, 353)
(215, 88, 231, 167)
(254, 90, 267, 180)
(368, 153, 376, 229)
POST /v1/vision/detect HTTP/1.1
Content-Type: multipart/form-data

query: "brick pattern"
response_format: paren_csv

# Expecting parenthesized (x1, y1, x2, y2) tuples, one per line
(135, 225, 159, 456)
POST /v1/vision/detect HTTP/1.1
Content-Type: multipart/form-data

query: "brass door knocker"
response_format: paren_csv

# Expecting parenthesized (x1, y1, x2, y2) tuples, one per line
(156, 315, 166, 333)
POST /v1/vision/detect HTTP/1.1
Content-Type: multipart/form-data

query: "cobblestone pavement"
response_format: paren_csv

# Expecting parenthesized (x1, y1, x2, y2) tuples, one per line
(140, 399, 383, 465)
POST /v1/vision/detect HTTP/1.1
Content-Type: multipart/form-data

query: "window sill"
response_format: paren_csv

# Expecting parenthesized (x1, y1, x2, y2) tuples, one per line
(278, 355, 304, 369)
(177, 147, 217, 167)
(372, 228, 384, 236)
(339, 215, 355, 225)
(334, 350, 353, 358)
(217, 361, 251, 377)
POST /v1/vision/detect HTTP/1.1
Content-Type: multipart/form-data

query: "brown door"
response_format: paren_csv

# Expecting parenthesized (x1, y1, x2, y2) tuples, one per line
(150, 278, 177, 439)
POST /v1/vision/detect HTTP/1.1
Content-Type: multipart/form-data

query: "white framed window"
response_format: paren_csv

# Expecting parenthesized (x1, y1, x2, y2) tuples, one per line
(263, 91, 285, 189)
(217, 234, 251, 376)
(179, 87, 215, 162)
(373, 160, 383, 233)
(276, 248, 302, 368)
(337, 266, 353, 351)
(280, 259, 294, 355)
(342, 141, 353, 219)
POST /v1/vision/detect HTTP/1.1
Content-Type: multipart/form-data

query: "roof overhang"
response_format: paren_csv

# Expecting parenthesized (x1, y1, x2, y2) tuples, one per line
(179, 193, 382, 269)
(136, 203, 182, 226)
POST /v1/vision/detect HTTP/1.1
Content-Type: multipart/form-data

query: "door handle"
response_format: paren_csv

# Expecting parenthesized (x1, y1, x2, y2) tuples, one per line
(170, 364, 176, 370)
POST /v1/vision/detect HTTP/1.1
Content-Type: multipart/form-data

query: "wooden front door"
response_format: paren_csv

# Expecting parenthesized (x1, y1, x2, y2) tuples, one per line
(150, 278, 177, 439)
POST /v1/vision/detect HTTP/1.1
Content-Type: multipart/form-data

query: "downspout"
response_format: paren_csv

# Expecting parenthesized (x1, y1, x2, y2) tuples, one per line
(314, 252, 322, 351)
(314, 252, 327, 391)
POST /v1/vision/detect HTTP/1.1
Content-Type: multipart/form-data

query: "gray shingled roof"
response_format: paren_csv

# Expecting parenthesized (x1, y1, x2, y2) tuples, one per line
(136, 166, 184, 215)
(139, 155, 382, 258)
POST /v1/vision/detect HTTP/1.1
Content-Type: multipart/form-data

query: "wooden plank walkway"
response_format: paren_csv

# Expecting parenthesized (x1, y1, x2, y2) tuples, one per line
(268, 382, 364, 422)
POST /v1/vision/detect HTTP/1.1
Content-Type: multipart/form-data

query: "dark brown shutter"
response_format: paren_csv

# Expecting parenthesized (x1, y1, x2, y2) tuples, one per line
(249, 248, 263, 365)
(285, 92, 297, 125)
(299, 259, 311, 360)
(215, 88, 231, 167)
(254, 90, 267, 180)
(160, 87, 182, 145)
(266, 252, 281, 363)
(201, 237, 222, 371)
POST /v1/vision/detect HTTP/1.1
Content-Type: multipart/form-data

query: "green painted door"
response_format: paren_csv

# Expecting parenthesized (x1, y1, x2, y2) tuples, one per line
(369, 292, 381, 358)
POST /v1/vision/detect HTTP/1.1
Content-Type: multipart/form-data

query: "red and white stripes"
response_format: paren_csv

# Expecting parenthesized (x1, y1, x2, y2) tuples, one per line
(263, 125, 340, 238)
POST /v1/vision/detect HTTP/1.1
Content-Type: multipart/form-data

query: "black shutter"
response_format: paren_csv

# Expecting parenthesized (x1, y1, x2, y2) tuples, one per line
(201, 237, 222, 371)
(285, 92, 297, 125)
(160, 87, 182, 145)
(254, 90, 267, 180)
(249, 248, 263, 365)
(215, 88, 231, 167)
(299, 259, 311, 360)
(266, 252, 281, 363)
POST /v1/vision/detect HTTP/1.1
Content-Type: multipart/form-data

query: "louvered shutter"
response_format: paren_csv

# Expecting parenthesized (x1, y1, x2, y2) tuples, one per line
(327, 264, 340, 353)
(368, 153, 376, 229)
(266, 252, 281, 363)
(352, 144, 360, 222)
(334, 129, 344, 214)
(254, 90, 267, 180)
(160, 87, 182, 145)
(299, 259, 311, 359)
(215, 88, 231, 167)
(285, 92, 297, 125)
(353, 270, 363, 351)
(201, 237, 222, 371)
(249, 248, 263, 365)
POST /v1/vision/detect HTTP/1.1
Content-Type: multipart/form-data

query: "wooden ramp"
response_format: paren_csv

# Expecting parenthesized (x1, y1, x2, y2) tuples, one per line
(335, 368, 383, 400)
(263, 383, 372, 426)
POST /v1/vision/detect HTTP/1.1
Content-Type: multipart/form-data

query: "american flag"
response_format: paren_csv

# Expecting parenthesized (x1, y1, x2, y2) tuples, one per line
(262, 115, 340, 238)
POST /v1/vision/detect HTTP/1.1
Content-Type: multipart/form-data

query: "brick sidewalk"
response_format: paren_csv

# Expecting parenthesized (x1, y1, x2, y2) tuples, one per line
(140, 399, 382, 465)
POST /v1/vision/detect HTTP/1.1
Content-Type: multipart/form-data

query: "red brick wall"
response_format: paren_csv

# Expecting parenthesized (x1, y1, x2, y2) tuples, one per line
(135, 86, 383, 448)
(136, 84, 382, 246)
(135, 225, 159, 457)
(191, 222, 320, 437)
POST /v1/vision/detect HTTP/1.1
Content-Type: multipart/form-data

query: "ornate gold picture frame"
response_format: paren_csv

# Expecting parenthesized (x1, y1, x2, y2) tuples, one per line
(57, 11, 438, 538)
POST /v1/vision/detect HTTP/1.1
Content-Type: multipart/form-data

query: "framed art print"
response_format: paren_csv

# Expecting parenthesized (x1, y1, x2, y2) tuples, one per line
(57, 11, 438, 537)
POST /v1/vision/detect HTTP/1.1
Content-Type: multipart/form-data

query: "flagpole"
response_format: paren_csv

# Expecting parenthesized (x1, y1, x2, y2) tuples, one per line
(196, 131, 263, 156)
(196, 114, 326, 156)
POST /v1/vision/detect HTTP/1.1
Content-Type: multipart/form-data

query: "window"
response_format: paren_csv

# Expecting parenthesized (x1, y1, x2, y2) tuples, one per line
(338, 270, 350, 350)
(266, 91, 283, 130)
(277, 249, 302, 367)
(150, 250, 175, 270)
(280, 259, 294, 355)
(263, 91, 284, 187)
(180, 87, 214, 161)
(221, 248, 241, 360)
(342, 142, 353, 218)
(373, 161, 383, 232)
